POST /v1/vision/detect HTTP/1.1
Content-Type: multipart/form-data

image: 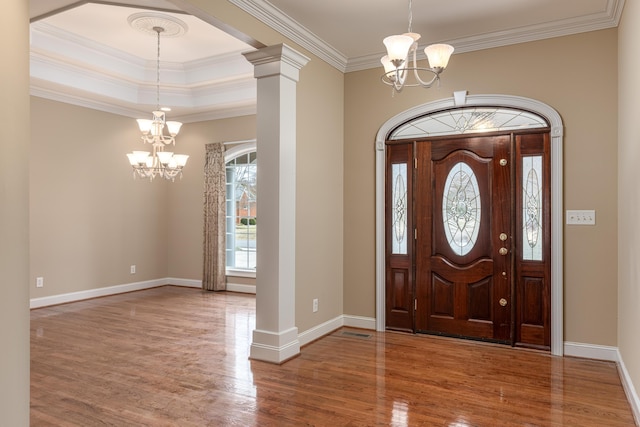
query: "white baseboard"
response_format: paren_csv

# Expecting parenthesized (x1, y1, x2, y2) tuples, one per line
(297, 315, 376, 347)
(343, 314, 376, 330)
(563, 341, 619, 361)
(226, 282, 256, 294)
(617, 348, 640, 426)
(30, 278, 258, 309)
(30, 279, 167, 309)
(169, 278, 256, 294)
(298, 315, 343, 347)
(166, 278, 201, 288)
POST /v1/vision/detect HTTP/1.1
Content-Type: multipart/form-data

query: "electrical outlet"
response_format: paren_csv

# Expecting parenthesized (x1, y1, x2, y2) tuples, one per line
(36, 277, 44, 288)
(130, 265, 136, 274)
(313, 298, 318, 313)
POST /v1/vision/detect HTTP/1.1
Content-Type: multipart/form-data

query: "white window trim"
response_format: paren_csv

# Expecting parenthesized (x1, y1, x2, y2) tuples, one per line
(224, 139, 257, 279)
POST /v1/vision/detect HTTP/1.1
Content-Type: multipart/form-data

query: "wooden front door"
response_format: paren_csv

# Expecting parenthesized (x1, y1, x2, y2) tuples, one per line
(415, 135, 512, 342)
(385, 131, 551, 349)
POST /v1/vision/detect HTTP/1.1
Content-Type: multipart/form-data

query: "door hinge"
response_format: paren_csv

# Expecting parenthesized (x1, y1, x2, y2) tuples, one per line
(415, 228, 417, 239)
(414, 299, 417, 310)
(414, 158, 418, 169)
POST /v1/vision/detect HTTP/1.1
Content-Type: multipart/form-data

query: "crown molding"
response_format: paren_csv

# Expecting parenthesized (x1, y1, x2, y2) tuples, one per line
(228, 0, 348, 72)
(230, 0, 624, 74)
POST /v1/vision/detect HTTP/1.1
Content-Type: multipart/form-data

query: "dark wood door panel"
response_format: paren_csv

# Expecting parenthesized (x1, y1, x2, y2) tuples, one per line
(386, 266, 413, 331)
(427, 316, 494, 339)
(416, 135, 512, 343)
(430, 256, 493, 283)
(467, 278, 493, 321)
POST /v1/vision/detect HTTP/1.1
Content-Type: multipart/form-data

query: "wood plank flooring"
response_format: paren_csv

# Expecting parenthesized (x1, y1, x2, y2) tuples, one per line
(31, 286, 636, 426)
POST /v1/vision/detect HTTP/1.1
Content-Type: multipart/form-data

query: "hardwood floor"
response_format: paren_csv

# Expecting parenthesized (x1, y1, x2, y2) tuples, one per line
(31, 286, 636, 426)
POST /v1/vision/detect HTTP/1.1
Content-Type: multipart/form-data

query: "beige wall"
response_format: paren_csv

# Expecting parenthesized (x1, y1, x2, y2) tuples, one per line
(30, 103, 258, 294)
(344, 29, 619, 347)
(30, 98, 169, 298)
(1, 0, 30, 424)
(618, 0, 640, 412)
(295, 54, 345, 331)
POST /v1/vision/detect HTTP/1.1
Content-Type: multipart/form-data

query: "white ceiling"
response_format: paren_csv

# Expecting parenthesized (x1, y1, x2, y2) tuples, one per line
(30, 0, 625, 123)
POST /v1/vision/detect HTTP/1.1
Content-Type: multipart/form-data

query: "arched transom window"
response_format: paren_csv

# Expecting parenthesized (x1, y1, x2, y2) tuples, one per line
(389, 107, 548, 140)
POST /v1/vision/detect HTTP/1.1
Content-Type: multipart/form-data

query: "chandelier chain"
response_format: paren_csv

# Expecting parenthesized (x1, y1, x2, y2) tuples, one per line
(407, 0, 413, 33)
(154, 27, 164, 111)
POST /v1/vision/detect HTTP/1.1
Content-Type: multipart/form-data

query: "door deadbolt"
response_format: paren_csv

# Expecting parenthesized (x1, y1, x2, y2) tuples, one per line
(499, 233, 508, 241)
(499, 298, 508, 307)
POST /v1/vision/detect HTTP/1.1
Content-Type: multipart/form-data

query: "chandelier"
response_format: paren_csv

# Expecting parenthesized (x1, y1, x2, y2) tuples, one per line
(126, 22, 188, 182)
(380, 0, 454, 93)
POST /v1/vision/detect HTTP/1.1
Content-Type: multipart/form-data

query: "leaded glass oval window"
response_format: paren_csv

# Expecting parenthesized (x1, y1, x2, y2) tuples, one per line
(443, 162, 481, 256)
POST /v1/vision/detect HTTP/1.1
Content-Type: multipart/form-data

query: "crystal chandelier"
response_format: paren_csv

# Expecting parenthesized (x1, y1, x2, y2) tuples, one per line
(380, 0, 454, 93)
(126, 25, 188, 181)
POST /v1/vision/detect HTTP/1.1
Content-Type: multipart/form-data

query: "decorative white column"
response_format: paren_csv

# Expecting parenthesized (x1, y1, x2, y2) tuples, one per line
(243, 44, 309, 363)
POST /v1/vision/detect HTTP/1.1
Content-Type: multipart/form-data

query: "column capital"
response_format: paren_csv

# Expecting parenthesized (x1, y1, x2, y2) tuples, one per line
(243, 43, 310, 81)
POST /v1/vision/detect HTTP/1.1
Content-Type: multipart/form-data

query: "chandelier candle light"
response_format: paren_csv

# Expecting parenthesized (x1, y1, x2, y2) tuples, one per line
(381, 0, 454, 93)
(126, 14, 189, 181)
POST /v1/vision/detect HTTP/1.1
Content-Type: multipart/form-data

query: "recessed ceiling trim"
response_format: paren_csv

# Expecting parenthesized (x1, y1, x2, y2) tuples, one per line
(32, 22, 148, 79)
(31, 81, 256, 123)
(30, 0, 187, 22)
(30, 82, 148, 118)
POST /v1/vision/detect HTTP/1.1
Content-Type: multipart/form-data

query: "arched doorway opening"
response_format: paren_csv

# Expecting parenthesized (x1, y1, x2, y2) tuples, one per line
(374, 94, 564, 355)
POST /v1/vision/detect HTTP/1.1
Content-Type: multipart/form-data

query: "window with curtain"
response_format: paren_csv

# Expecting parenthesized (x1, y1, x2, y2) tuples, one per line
(225, 149, 257, 272)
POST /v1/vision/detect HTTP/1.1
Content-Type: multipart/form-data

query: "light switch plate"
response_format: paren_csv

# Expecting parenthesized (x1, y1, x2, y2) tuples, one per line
(566, 210, 596, 225)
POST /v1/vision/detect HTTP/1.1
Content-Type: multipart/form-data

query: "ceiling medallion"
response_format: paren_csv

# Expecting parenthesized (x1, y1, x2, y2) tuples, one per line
(127, 12, 188, 38)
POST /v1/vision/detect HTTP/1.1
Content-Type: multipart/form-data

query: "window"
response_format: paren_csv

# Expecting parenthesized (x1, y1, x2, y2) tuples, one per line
(389, 107, 548, 140)
(225, 143, 257, 273)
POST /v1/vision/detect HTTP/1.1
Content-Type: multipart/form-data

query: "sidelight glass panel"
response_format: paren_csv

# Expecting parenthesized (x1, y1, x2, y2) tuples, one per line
(522, 156, 543, 261)
(443, 162, 481, 256)
(391, 163, 408, 254)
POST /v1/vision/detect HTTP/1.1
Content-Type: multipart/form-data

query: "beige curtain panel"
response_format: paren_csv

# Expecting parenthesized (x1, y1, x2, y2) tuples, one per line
(202, 142, 226, 291)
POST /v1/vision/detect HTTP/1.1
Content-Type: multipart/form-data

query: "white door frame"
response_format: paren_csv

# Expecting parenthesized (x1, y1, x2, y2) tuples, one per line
(374, 93, 564, 356)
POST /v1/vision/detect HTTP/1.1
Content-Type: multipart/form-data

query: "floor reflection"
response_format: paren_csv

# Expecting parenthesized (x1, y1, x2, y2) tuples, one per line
(30, 287, 636, 426)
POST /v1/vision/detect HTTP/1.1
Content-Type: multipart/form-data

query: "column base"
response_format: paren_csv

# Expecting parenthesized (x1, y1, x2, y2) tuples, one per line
(250, 327, 300, 364)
